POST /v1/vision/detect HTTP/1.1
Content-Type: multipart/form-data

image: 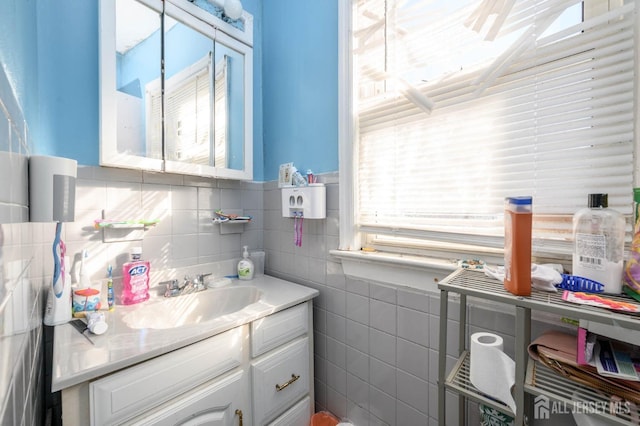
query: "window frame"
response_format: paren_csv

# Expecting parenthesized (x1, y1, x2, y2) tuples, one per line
(338, 0, 639, 262)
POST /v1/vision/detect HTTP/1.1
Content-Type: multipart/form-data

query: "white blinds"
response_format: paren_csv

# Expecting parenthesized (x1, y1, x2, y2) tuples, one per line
(354, 0, 636, 253)
(164, 57, 212, 164)
(214, 56, 229, 168)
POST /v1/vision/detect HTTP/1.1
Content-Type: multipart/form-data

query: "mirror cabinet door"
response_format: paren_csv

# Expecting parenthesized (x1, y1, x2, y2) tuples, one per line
(100, 0, 164, 170)
(215, 39, 244, 172)
(210, 29, 253, 180)
(100, 0, 252, 179)
(162, 12, 216, 173)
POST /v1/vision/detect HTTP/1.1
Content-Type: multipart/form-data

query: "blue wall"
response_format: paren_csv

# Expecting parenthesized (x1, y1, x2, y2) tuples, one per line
(35, 0, 99, 161)
(262, 1, 339, 181)
(24, 0, 338, 182)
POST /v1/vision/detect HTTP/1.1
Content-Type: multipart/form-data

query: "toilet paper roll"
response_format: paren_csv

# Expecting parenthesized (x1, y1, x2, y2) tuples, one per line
(469, 332, 516, 414)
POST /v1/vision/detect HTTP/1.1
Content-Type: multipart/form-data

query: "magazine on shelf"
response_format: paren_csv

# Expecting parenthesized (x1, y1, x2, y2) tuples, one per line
(594, 339, 640, 381)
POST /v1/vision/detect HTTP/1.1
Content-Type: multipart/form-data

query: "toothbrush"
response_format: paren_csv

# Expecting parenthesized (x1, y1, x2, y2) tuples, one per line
(107, 264, 114, 311)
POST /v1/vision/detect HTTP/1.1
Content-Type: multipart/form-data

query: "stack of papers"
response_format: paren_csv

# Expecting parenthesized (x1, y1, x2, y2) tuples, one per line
(594, 339, 640, 381)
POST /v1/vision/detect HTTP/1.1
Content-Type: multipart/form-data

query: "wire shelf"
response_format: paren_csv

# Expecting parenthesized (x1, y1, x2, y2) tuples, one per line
(438, 268, 640, 331)
(444, 351, 515, 417)
(526, 360, 640, 425)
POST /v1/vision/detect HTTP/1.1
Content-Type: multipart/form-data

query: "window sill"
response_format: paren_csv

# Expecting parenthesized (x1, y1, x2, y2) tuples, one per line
(329, 249, 459, 291)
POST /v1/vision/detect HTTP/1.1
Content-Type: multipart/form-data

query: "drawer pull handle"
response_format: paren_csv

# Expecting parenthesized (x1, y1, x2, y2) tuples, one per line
(275, 373, 300, 391)
(235, 409, 243, 426)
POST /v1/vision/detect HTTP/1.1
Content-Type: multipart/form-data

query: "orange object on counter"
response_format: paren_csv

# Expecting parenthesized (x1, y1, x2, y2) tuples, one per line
(310, 411, 339, 426)
(504, 196, 533, 296)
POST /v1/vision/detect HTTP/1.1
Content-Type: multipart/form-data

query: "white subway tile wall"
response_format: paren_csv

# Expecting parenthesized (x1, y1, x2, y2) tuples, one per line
(0, 160, 264, 425)
(263, 175, 575, 426)
(0, 154, 579, 425)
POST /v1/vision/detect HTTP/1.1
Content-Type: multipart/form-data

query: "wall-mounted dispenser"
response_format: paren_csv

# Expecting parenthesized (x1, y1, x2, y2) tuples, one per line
(29, 155, 77, 223)
(281, 184, 326, 219)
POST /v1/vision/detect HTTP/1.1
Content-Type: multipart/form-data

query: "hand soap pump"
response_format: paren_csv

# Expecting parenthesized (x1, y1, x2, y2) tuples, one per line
(238, 246, 254, 280)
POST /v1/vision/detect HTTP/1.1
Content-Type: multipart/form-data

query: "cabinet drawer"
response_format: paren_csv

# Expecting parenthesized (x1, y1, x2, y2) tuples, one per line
(267, 396, 311, 426)
(90, 327, 244, 426)
(251, 302, 308, 357)
(252, 337, 310, 425)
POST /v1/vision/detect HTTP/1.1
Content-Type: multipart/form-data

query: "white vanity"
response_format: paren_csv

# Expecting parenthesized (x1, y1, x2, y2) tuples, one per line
(52, 275, 318, 426)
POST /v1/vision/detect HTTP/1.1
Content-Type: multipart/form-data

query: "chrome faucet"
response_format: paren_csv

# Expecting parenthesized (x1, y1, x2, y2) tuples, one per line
(162, 273, 211, 297)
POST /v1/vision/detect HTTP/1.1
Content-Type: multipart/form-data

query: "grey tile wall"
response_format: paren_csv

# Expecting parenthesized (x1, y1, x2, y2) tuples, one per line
(0, 221, 47, 426)
(0, 163, 266, 426)
(0, 159, 579, 425)
(263, 175, 574, 426)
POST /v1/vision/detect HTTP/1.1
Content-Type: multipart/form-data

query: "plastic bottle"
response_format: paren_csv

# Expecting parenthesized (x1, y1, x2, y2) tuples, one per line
(78, 249, 92, 289)
(504, 196, 532, 296)
(572, 193, 625, 294)
(44, 256, 72, 326)
(121, 247, 150, 305)
(237, 246, 254, 280)
(72, 250, 102, 316)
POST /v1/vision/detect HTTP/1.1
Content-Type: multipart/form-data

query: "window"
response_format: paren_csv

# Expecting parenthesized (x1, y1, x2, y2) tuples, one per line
(341, 0, 636, 258)
(146, 54, 229, 166)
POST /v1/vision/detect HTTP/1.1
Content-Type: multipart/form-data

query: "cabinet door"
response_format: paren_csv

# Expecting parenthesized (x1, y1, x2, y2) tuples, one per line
(252, 337, 310, 425)
(267, 396, 311, 426)
(125, 370, 248, 426)
(99, 0, 253, 180)
(90, 327, 243, 425)
(100, 0, 164, 171)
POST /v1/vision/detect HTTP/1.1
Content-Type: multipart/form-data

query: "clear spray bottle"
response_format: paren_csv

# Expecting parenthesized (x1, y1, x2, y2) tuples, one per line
(572, 193, 625, 294)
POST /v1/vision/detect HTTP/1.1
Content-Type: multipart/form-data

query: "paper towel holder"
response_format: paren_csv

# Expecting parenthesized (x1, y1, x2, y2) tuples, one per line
(29, 155, 77, 223)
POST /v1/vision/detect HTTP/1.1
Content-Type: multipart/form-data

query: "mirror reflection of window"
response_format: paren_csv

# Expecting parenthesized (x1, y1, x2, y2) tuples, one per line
(163, 20, 216, 165)
(216, 42, 245, 171)
(214, 55, 229, 168)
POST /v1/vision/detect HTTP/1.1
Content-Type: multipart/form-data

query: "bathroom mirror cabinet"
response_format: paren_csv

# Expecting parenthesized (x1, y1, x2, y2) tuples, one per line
(99, 0, 253, 180)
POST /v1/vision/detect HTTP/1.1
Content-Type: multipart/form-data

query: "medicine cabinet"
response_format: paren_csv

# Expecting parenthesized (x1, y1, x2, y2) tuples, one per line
(99, 0, 253, 180)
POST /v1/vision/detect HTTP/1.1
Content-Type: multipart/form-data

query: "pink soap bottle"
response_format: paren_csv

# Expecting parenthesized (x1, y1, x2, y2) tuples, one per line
(121, 247, 150, 305)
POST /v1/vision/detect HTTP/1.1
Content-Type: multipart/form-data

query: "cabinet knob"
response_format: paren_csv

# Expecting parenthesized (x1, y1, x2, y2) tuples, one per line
(235, 409, 243, 426)
(275, 373, 300, 392)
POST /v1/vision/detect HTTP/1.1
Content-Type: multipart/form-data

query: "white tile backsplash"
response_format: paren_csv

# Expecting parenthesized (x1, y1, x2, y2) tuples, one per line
(263, 176, 539, 424)
(369, 357, 396, 397)
(0, 165, 574, 426)
(369, 328, 396, 365)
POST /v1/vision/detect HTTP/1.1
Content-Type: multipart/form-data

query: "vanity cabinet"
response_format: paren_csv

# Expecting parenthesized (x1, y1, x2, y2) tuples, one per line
(90, 327, 246, 425)
(99, 0, 253, 180)
(250, 303, 313, 425)
(126, 371, 248, 425)
(61, 301, 314, 426)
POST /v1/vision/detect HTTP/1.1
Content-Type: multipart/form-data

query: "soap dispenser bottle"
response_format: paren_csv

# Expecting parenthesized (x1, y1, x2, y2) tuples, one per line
(238, 246, 254, 280)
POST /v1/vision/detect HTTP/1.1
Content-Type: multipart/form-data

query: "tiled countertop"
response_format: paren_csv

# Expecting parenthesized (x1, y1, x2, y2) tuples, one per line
(52, 275, 318, 392)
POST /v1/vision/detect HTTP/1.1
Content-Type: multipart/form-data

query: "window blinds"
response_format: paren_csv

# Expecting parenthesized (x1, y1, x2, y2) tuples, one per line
(354, 0, 636, 254)
(164, 60, 212, 164)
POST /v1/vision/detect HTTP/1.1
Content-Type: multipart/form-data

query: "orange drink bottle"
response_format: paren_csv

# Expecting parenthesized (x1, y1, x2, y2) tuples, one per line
(504, 196, 532, 296)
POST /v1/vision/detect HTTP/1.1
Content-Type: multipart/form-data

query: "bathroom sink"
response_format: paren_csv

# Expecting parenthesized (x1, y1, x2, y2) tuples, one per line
(121, 286, 261, 330)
